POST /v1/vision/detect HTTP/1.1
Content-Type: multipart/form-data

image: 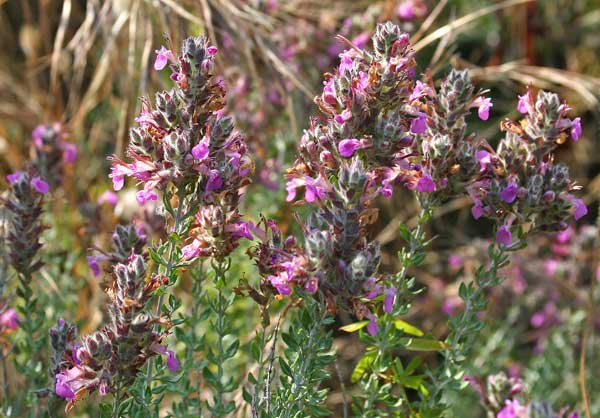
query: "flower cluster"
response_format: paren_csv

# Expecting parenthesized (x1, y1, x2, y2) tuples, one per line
(31, 123, 77, 188)
(3, 171, 48, 276)
(468, 87, 585, 246)
(0, 306, 20, 335)
(407, 69, 492, 200)
(54, 224, 177, 411)
(467, 372, 578, 418)
(254, 22, 428, 330)
(109, 36, 253, 207)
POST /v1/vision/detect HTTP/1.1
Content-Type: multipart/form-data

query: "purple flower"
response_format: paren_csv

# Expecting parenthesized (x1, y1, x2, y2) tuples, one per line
(6, 171, 24, 184)
(31, 176, 49, 194)
(182, 240, 201, 259)
(154, 46, 173, 71)
(571, 117, 582, 141)
(97, 190, 118, 206)
(416, 174, 435, 193)
(206, 170, 223, 191)
(87, 256, 101, 277)
(231, 221, 254, 241)
(334, 109, 352, 124)
(55, 373, 75, 400)
(472, 97, 493, 121)
(207, 46, 218, 56)
(517, 93, 531, 114)
(497, 399, 527, 418)
(268, 273, 291, 295)
(62, 143, 78, 163)
(322, 79, 337, 104)
(166, 350, 179, 371)
(338, 139, 361, 157)
(338, 50, 353, 74)
(32, 125, 46, 147)
(409, 80, 433, 102)
(191, 137, 210, 160)
(501, 182, 518, 203)
(0, 308, 20, 330)
(366, 314, 379, 336)
(572, 198, 587, 220)
(304, 176, 327, 202)
(356, 71, 369, 92)
(304, 277, 318, 294)
(397, 0, 415, 20)
(471, 203, 484, 220)
(136, 189, 158, 204)
(496, 225, 512, 246)
(384, 287, 396, 314)
(448, 255, 463, 270)
(410, 112, 427, 134)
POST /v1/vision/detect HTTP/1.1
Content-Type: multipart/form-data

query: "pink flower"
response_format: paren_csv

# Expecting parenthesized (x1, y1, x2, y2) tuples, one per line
(87, 256, 101, 277)
(166, 350, 179, 371)
(409, 80, 433, 102)
(501, 182, 518, 203)
(416, 174, 435, 193)
(154, 46, 173, 71)
(571, 117, 582, 141)
(543, 259, 559, 276)
(338, 50, 353, 74)
(207, 46, 218, 56)
(55, 373, 75, 400)
(517, 93, 531, 114)
(497, 399, 527, 418)
(182, 240, 202, 259)
(570, 198, 587, 220)
(323, 79, 337, 104)
(366, 314, 379, 336)
(32, 125, 46, 147)
(471, 203, 484, 220)
(397, 0, 415, 20)
(0, 308, 20, 330)
(62, 143, 78, 163)
(304, 277, 318, 294)
(410, 112, 427, 134)
(496, 225, 512, 246)
(191, 136, 210, 160)
(206, 170, 223, 191)
(6, 171, 24, 184)
(384, 287, 396, 314)
(334, 109, 352, 124)
(448, 255, 464, 270)
(97, 190, 118, 206)
(268, 273, 291, 295)
(136, 189, 158, 204)
(472, 97, 493, 121)
(338, 139, 361, 157)
(31, 176, 49, 194)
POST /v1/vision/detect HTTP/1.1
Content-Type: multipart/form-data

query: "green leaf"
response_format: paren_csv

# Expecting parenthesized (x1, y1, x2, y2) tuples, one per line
(351, 351, 376, 383)
(399, 337, 449, 351)
(394, 319, 424, 337)
(339, 320, 369, 333)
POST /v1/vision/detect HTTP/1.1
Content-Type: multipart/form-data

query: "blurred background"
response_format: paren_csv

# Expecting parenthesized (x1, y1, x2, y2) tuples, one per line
(1, 0, 599, 416)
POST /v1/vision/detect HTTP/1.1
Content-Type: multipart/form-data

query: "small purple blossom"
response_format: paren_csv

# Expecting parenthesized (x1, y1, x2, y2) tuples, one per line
(334, 109, 352, 124)
(572, 198, 587, 220)
(206, 170, 223, 191)
(501, 182, 519, 203)
(97, 190, 118, 206)
(472, 97, 493, 121)
(497, 399, 527, 418)
(0, 308, 20, 330)
(409, 80, 433, 102)
(366, 314, 379, 336)
(191, 137, 210, 160)
(166, 350, 179, 372)
(571, 117, 582, 141)
(517, 93, 531, 114)
(135, 189, 158, 204)
(62, 143, 78, 163)
(207, 46, 218, 56)
(384, 287, 396, 314)
(87, 256, 101, 277)
(338, 139, 361, 158)
(6, 171, 24, 184)
(496, 225, 512, 246)
(304, 277, 318, 294)
(471, 203, 484, 220)
(410, 112, 427, 134)
(31, 176, 49, 194)
(416, 174, 435, 193)
(154, 46, 173, 71)
(338, 50, 354, 74)
(397, 0, 415, 20)
(55, 373, 75, 400)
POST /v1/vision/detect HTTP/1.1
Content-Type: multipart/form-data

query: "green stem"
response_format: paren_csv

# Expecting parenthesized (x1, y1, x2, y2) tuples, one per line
(113, 380, 122, 418)
(143, 187, 187, 407)
(212, 258, 230, 416)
